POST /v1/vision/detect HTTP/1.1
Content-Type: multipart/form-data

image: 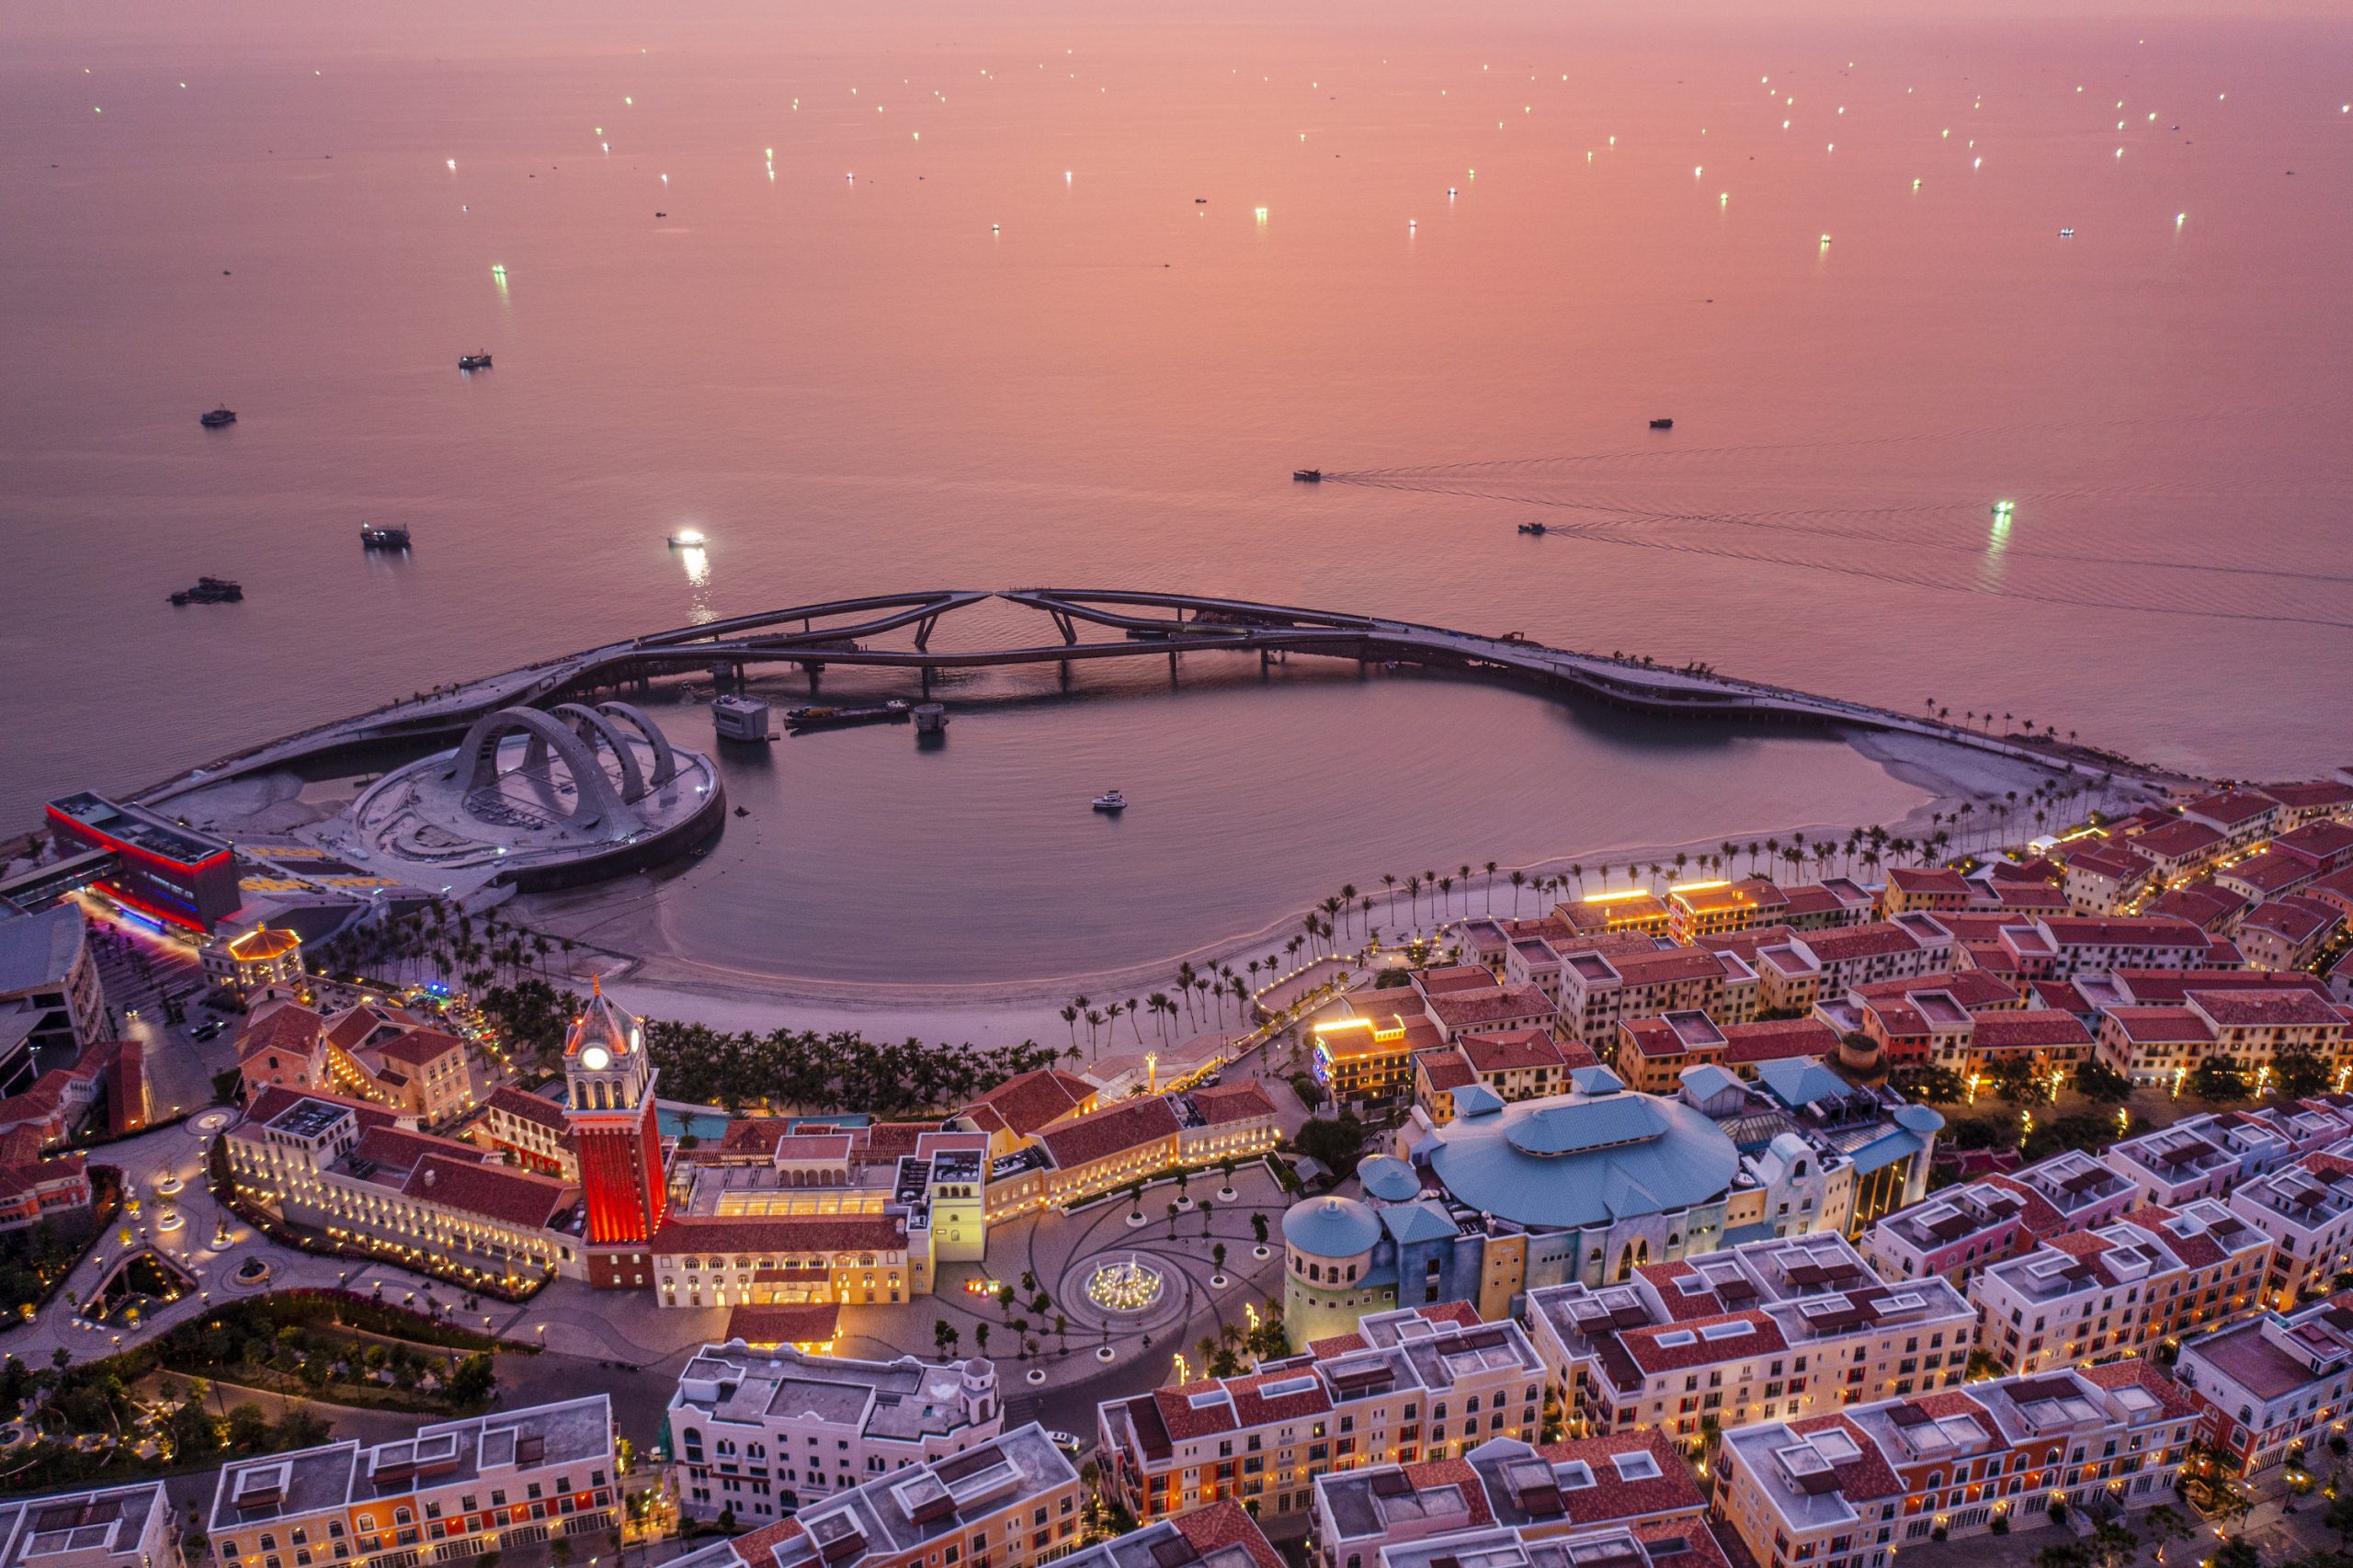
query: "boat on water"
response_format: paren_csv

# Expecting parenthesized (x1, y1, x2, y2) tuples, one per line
(786, 699, 911, 731)
(200, 406, 236, 427)
(666, 530, 706, 548)
(169, 576, 244, 606)
(1518, 522, 1549, 536)
(1092, 789, 1128, 812)
(1292, 469, 1323, 483)
(711, 695, 773, 743)
(1648, 417, 1674, 430)
(360, 525, 411, 550)
(459, 352, 493, 370)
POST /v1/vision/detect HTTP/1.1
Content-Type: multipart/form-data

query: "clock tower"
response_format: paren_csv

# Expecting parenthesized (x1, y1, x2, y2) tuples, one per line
(563, 977, 668, 1288)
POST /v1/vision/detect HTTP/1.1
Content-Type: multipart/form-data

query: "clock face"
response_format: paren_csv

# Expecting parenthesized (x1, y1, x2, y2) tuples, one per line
(579, 1045, 612, 1073)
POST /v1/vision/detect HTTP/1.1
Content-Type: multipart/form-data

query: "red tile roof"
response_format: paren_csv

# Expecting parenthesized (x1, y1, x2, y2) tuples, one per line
(1971, 1010, 2094, 1051)
(1788, 1413, 1904, 1500)
(2076, 1357, 2199, 1419)
(2040, 915, 2210, 949)
(1460, 1028, 1566, 1074)
(1889, 868, 1971, 896)
(651, 1212, 909, 1256)
(1722, 1017, 1839, 1063)
(1039, 1095, 1182, 1171)
(1415, 1050, 1478, 1092)
(1621, 1311, 1788, 1373)
(2240, 896, 2341, 946)
(1189, 1080, 1277, 1125)
(485, 1085, 570, 1133)
(1425, 984, 1554, 1028)
(724, 1301, 841, 1347)
(402, 1153, 572, 1229)
(964, 1069, 1095, 1138)
(2187, 988, 2346, 1028)
(2131, 820, 2226, 860)
(1172, 1502, 1286, 1568)
(2264, 781, 2353, 812)
(2183, 789, 2279, 830)
(1801, 924, 1922, 962)
(2101, 1006, 2214, 1046)
(238, 1001, 324, 1063)
(373, 1028, 466, 1068)
(1539, 1430, 1707, 1525)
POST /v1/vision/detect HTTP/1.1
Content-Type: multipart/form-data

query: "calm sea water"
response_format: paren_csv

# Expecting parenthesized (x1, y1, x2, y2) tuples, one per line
(4, 6, 2350, 975)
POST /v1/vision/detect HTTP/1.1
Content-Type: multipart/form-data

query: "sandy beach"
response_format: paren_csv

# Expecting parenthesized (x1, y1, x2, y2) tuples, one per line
(569, 725, 2158, 1049)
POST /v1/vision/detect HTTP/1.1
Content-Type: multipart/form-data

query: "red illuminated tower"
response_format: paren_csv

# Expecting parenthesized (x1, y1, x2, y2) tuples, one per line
(563, 978, 667, 1289)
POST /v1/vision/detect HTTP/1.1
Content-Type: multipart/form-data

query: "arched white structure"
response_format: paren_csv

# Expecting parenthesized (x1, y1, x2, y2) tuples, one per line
(445, 707, 637, 832)
(552, 703, 649, 802)
(596, 701, 680, 790)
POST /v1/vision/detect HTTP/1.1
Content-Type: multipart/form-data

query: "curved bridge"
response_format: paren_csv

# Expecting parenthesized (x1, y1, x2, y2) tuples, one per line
(141, 589, 2116, 804)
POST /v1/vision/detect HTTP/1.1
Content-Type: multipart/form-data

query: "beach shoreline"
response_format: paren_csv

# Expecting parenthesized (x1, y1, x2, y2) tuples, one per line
(572, 724, 2155, 1047)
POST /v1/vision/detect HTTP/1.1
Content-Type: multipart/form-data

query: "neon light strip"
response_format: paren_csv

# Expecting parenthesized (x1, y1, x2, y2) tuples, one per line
(100, 882, 208, 932)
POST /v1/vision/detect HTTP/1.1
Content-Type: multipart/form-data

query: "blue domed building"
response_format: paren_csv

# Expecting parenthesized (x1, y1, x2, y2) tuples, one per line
(1279, 1064, 1939, 1347)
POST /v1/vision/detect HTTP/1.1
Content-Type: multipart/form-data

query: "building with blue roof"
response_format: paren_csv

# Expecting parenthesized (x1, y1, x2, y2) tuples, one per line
(1280, 1064, 1939, 1345)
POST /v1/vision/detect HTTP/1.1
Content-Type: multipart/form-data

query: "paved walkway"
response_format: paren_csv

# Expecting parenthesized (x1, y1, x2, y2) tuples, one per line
(14, 1109, 507, 1372)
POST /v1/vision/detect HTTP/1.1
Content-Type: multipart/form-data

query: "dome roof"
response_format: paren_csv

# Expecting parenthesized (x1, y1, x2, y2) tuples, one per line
(1894, 1103, 1946, 1135)
(1282, 1195, 1381, 1257)
(1358, 1156, 1422, 1203)
(1425, 1088, 1739, 1232)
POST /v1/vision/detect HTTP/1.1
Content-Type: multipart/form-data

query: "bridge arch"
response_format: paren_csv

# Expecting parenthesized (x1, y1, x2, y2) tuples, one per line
(595, 701, 679, 790)
(551, 704, 648, 803)
(445, 708, 635, 833)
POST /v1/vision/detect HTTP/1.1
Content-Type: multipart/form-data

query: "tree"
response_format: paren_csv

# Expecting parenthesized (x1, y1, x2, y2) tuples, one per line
(1212, 1244, 1228, 1273)
(2072, 1061, 2133, 1104)
(2209, 1540, 2259, 1568)
(2278, 1046, 2334, 1099)
(1290, 1114, 1368, 1180)
(2190, 1056, 2250, 1104)
(1252, 1212, 1270, 1246)
(934, 1320, 960, 1361)
(973, 1323, 990, 1357)
(224, 1402, 273, 1452)
(448, 1352, 495, 1404)
(2141, 1504, 2193, 1563)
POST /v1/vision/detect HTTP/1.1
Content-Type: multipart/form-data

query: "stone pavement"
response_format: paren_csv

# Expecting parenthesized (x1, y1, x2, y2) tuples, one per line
(13, 1108, 509, 1373)
(820, 1164, 1294, 1437)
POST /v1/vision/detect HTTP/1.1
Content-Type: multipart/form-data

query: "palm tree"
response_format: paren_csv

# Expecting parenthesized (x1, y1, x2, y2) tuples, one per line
(1509, 869, 1527, 915)
(1438, 875, 1455, 916)
(1060, 1006, 1078, 1048)
(1126, 998, 1143, 1042)
(1483, 862, 1498, 910)
(1405, 875, 1422, 924)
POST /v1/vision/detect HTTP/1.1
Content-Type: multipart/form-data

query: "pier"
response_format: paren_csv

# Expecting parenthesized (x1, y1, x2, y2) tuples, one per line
(137, 589, 2140, 806)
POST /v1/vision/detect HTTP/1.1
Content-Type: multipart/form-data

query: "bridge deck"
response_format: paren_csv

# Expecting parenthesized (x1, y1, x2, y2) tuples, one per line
(136, 588, 2120, 806)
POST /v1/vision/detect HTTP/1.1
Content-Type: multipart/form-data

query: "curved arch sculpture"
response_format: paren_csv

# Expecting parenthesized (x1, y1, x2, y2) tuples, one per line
(551, 703, 648, 803)
(446, 707, 637, 834)
(596, 701, 679, 790)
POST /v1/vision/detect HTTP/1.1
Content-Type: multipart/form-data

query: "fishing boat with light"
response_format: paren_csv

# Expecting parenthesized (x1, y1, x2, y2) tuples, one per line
(360, 525, 411, 550)
(666, 530, 706, 548)
(199, 406, 236, 427)
(1518, 523, 1548, 536)
(1292, 469, 1323, 483)
(1092, 789, 1128, 812)
(1649, 417, 1674, 429)
(459, 352, 493, 370)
